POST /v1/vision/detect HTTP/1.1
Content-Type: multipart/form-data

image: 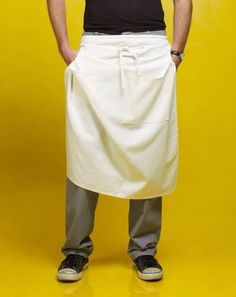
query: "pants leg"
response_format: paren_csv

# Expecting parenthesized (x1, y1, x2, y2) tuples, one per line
(61, 177, 99, 258)
(127, 196, 162, 260)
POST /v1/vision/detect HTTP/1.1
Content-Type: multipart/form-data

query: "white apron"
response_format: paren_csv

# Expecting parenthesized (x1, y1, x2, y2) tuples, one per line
(64, 34, 178, 199)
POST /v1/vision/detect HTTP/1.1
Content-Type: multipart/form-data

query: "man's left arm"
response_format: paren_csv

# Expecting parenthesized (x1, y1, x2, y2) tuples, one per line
(171, 0, 193, 70)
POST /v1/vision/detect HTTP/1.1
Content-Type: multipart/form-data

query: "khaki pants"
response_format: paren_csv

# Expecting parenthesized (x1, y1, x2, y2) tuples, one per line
(61, 177, 162, 260)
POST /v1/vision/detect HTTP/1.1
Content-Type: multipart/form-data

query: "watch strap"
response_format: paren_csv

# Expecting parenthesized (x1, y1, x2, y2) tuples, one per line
(170, 50, 184, 60)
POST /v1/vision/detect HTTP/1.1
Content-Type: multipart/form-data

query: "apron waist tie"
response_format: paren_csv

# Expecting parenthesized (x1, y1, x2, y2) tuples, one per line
(118, 45, 141, 89)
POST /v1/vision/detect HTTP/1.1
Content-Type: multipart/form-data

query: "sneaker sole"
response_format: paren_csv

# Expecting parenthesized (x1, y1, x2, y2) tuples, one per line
(56, 262, 89, 282)
(132, 262, 163, 281)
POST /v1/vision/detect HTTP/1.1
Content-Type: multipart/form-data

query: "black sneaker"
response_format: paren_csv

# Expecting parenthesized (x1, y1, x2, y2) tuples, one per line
(132, 255, 163, 281)
(56, 254, 89, 282)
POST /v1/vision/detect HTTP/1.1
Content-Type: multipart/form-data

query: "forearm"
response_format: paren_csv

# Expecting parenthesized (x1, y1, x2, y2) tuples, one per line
(46, 0, 70, 51)
(171, 0, 193, 52)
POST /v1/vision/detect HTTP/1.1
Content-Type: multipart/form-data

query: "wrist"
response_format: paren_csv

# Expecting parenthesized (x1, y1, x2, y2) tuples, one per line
(170, 49, 185, 61)
(58, 41, 70, 53)
(171, 42, 185, 52)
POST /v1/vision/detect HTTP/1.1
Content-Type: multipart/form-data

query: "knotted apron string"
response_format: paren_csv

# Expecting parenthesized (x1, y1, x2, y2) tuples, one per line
(118, 45, 141, 89)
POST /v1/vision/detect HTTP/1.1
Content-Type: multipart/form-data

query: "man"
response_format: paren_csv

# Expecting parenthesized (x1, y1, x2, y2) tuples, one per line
(47, 0, 192, 282)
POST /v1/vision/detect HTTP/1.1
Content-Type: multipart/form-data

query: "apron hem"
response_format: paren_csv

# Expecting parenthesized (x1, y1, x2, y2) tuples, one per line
(67, 175, 177, 199)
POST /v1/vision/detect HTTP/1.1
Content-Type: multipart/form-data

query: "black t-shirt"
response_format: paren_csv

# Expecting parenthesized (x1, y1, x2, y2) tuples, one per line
(83, 0, 166, 34)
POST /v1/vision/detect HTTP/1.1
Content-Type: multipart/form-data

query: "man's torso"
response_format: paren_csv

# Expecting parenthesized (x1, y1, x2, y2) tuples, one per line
(83, 0, 166, 34)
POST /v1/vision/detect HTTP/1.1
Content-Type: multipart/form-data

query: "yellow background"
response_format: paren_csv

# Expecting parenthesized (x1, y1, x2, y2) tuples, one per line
(0, 0, 235, 296)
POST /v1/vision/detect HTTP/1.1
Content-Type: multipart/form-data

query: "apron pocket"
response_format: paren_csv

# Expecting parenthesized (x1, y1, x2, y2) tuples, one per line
(135, 43, 172, 80)
(64, 47, 82, 72)
(170, 59, 177, 73)
(64, 47, 98, 103)
(121, 58, 176, 124)
(65, 46, 98, 77)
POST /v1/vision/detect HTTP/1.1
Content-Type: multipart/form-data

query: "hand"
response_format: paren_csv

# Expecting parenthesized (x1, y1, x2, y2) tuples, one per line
(171, 54, 182, 71)
(58, 44, 78, 66)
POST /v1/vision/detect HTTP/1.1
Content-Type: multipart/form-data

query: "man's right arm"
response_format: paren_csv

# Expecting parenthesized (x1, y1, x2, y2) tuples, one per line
(46, 0, 77, 65)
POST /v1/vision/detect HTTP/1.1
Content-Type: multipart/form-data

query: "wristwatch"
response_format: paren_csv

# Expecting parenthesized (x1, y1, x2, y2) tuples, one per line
(170, 50, 185, 61)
